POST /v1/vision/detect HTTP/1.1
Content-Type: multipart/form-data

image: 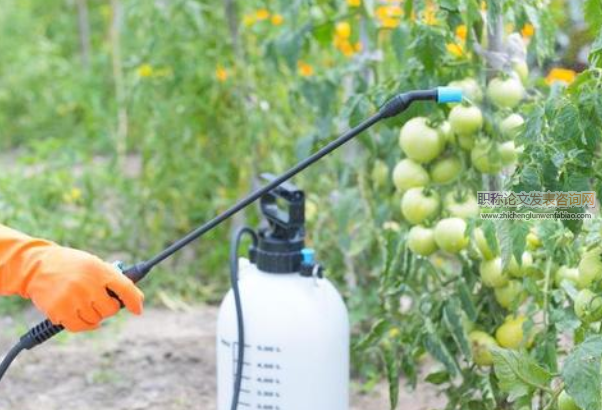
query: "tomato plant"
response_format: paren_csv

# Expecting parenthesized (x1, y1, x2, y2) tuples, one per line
(3, 0, 602, 409)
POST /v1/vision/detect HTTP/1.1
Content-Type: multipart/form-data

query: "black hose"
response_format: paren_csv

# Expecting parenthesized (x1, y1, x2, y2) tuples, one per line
(0, 340, 26, 382)
(229, 227, 258, 410)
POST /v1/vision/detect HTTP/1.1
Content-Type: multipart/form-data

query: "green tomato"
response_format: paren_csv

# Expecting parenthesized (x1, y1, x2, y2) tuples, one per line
(438, 121, 454, 145)
(554, 266, 580, 287)
(495, 315, 529, 349)
(449, 105, 483, 137)
(468, 330, 498, 366)
(448, 78, 483, 103)
(407, 225, 438, 256)
(509, 252, 534, 278)
(526, 231, 542, 250)
(445, 191, 479, 219)
(471, 139, 503, 174)
(500, 113, 525, 139)
(577, 248, 602, 289)
(401, 187, 440, 225)
(399, 117, 444, 163)
(480, 257, 509, 288)
(371, 159, 389, 188)
(574, 289, 602, 323)
(487, 76, 524, 109)
(513, 61, 529, 84)
(474, 227, 497, 260)
(499, 141, 518, 166)
(494, 280, 526, 309)
(392, 159, 430, 191)
(434, 217, 469, 253)
(430, 155, 463, 184)
(457, 133, 475, 150)
(558, 390, 582, 410)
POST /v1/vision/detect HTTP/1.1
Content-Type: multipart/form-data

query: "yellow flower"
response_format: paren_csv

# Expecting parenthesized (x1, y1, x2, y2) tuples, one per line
(545, 68, 576, 85)
(455, 24, 467, 41)
(271, 14, 284, 26)
(215, 66, 228, 82)
(63, 187, 82, 204)
(446, 42, 465, 57)
(336, 21, 352, 39)
(521, 23, 535, 38)
(243, 14, 256, 26)
(256, 9, 270, 20)
(340, 41, 355, 57)
(354, 41, 363, 52)
(380, 17, 400, 28)
(298, 61, 314, 77)
(137, 64, 154, 78)
(376, 5, 403, 19)
(347, 0, 361, 7)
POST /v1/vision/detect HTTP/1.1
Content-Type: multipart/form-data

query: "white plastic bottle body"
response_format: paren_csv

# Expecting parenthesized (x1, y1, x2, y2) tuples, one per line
(217, 258, 350, 410)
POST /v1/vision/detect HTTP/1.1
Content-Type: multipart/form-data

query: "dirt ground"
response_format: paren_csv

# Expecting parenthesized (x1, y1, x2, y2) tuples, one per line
(0, 306, 444, 410)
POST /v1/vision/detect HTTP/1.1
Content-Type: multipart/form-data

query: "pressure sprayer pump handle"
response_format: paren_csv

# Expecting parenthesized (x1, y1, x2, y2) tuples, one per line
(1, 86, 462, 379)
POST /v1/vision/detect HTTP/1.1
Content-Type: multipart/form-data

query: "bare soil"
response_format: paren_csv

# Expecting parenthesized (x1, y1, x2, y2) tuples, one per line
(0, 306, 444, 410)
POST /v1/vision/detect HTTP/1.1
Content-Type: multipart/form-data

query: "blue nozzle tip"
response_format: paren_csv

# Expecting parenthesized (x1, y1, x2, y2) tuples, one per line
(301, 248, 315, 264)
(437, 87, 463, 103)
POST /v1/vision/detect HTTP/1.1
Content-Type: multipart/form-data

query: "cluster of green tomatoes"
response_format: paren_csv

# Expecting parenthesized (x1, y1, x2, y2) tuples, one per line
(387, 74, 526, 259)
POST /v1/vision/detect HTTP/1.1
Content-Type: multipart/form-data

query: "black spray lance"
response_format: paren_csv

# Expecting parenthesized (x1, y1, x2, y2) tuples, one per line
(0, 87, 462, 382)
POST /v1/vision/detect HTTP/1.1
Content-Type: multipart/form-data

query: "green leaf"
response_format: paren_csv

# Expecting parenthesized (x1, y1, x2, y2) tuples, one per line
(423, 320, 460, 376)
(584, 0, 602, 33)
(409, 25, 447, 72)
(443, 301, 472, 361)
(562, 336, 602, 410)
(477, 374, 497, 410)
(439, 0, 460, 11)
(590, 28, 602, 67)
(496, 220, 528, 270)
(492, 348, 552, 402)
(354, 318, 390, 351)
(382, 344, 400, 410)
(391, 25, 410, 63)
(425, 370, 450, 385)
(456, 279, 478, 322)
(482, 221, 499, 255)
(312, 22, 334, 47)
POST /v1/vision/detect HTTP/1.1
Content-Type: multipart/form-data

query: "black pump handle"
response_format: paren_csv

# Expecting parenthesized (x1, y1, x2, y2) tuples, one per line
(260, 173, 305, 234)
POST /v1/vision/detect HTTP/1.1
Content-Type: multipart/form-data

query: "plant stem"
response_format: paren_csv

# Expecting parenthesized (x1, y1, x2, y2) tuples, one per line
(542, 384, 564, 410)
(110, 0, 128, 170)
(543, 258, 553, 327)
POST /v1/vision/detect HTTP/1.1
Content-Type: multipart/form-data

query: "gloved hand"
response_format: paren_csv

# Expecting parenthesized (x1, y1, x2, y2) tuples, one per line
(0, 225, 144, 332)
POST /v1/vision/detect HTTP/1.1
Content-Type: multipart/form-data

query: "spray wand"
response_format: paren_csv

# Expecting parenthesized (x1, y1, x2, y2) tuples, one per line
(0, 87, 462, 383)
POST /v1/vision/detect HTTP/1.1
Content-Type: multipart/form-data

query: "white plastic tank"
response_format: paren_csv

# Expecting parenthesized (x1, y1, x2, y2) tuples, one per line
(217, 256, 350, 410)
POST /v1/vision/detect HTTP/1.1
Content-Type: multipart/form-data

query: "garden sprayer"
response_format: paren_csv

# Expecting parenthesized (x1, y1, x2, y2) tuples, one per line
(0, 86, 462, 409)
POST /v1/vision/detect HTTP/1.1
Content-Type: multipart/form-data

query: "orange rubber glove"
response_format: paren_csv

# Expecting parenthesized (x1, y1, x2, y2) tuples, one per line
(0, 225, 144, 332)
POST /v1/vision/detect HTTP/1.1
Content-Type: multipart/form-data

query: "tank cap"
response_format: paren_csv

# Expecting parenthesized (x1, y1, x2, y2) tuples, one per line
(301, 248, 315, 265)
